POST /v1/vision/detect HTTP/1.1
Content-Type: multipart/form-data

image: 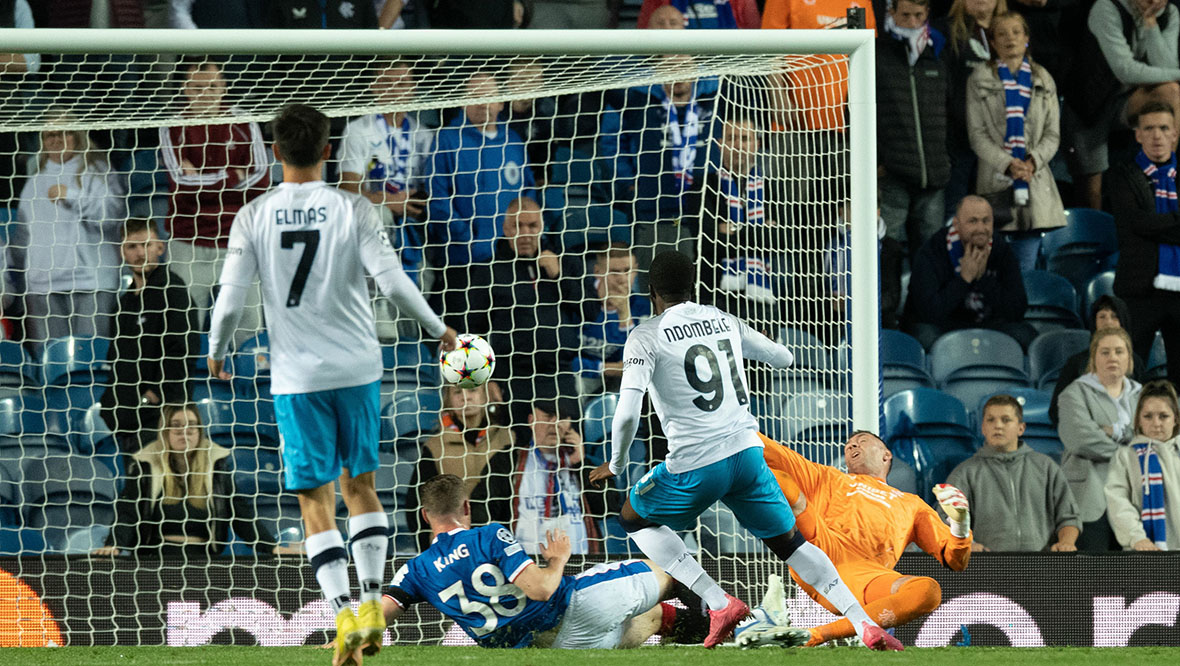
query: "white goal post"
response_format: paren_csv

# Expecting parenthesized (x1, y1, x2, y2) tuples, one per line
(0, 27, 877, 646)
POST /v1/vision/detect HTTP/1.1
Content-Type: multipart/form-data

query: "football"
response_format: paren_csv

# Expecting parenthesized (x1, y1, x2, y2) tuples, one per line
(439, 333, 496, 389)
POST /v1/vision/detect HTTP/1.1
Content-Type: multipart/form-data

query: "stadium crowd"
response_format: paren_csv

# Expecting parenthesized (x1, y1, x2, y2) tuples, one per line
(0, 0, 1179, 561)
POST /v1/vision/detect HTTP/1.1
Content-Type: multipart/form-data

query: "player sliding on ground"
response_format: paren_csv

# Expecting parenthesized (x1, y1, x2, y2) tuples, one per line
(737, 431, 972, 647)
(588, 250, 903, 651)
(376, 474, 700, 648)
(207, 104, 457, 666)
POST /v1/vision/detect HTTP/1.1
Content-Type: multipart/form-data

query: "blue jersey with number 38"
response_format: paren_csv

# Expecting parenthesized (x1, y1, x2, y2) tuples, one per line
(387, 524, 576, 647)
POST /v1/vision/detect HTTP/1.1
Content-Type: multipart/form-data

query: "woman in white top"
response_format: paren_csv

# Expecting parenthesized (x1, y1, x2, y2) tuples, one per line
(1057, 327, 1143, 551)
(12, 110, 125, 351)
(1105, 380, 1180, 551)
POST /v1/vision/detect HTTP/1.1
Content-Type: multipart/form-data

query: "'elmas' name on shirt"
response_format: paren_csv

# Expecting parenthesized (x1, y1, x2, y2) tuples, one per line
(663, 317, 732, 342)
(275, 207, 328, 225)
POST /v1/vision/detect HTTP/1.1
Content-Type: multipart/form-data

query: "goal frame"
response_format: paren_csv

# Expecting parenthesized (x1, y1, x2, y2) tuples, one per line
(0, 25, 880, 433)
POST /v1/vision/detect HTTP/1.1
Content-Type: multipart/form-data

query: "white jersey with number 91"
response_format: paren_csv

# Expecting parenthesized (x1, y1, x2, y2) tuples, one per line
(619, 302, 794, 474)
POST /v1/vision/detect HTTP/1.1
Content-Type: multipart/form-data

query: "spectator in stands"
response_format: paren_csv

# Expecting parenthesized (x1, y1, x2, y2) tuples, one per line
(0, 0, 39, 212)
(1071, 0, 1180, 210)
(408, 382, 514, 551)
(693, 115, 785, 328)
(265, 0, 379, 28)
(100, 218, 198, 453)
(1057, 327, 1143, 551)
(12, 112, 125, 350)
(427, 73, 536, 334)
(645, 3, 687, 28)
(877, 0, 951, 255)
(501, 62, 557, 187)
(637, 0, 761, 29)
(339, 59, 434, 285)
(1105, 380, 1180, 550)
(571, 245, 651, 396)
(1109, 101, 1180, 391)
(947, 394, 1081, 551)
(531, 0, 611, 28)
(93, 403, 301, 558)
(1050, 296, 1144, 426)
(902, 195, 1035, 350)
(159, 58, 268, 339)
(762, 0, 877, 124)
(613, 57, 715, 264)
(425, 0, 532, 28)
(511, 400, 602, 555)
(934, 0, 1007, 214)
(966, 11, 1066, 271)
(484, 197, 579, 423)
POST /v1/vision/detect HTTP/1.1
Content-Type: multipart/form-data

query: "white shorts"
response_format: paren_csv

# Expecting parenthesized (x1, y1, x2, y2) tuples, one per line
(551, 560, 662, 649)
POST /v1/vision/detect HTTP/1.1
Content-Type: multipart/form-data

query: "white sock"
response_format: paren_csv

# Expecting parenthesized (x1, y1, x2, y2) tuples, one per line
(787, 541, 876, 640)
(349, 512, 390, 604)
(630, 525, 730, 611)
(307, 530, 351, 615)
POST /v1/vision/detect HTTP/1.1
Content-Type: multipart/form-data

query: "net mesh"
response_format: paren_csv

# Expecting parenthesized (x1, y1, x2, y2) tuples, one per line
(0, 45, 856, 645)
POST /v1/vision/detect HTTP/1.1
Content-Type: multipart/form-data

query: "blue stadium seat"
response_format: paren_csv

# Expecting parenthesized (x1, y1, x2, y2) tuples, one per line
(379, 389, 443, 452)
(20, 453, 117, 552)
(0, 340, 37, 388)
(231, 447, 283, 496)
(0, 391, 50, 436)
(201, 397, 279, 448)
(70, 402, 117, 456)
(1022, 270, 1083, 333)
(232, 332, 271, 397)
(1028, 329, 1092, 390)
(884, 388, 973, 442)
(382, 342, 440, 387)
(1082, 270, 1116, 324)
(881, 329, 934, 397)
(376, 447, 417, 552)
(1041, 208, 1119, 288)
(930, 329, 1030, 409)
(1147, 333, 1168, 382)
(583, 393, 618, 443)
(40, 337, 112, 387)
(777, 328, 830, 371)
(782, 391, 850, 445)
(561, 204, 630, 251)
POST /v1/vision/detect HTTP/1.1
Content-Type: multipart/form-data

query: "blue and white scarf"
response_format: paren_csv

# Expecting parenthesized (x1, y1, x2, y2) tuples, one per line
(1134, 441, 1168, 550)
(368, 113, 413, 195)
(718, 166, 764, 226)
(1139, 150, 1180, 292)
(664, 94, 700, 194)
(720, 257, 775, 303)
(998, 59, 1032, 201)
(946, 226, 991, 320)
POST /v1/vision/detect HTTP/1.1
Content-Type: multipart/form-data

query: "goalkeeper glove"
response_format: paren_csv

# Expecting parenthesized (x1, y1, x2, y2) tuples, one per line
(933, 483, 970, 538)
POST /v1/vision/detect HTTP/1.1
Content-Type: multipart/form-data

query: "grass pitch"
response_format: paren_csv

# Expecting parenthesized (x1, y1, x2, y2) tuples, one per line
(2, 646, 1178, 666)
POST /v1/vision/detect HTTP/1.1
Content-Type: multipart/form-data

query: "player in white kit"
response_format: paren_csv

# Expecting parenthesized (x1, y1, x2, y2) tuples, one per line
(589, 251, 903, 651)
(207, 104, 457, 666)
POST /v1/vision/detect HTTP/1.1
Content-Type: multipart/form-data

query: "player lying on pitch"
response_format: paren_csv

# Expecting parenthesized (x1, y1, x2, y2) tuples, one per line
(368, 474, 713, 649)
(735, 431, 972, 647)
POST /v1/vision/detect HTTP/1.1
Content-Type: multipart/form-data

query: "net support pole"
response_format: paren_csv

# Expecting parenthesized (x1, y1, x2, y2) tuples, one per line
(847, 36, 881, 434)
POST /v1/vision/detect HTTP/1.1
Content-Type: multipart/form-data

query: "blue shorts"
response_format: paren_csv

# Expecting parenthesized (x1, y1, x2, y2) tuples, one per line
(274, 380, 380, 491)
(628, 445, 795, 539)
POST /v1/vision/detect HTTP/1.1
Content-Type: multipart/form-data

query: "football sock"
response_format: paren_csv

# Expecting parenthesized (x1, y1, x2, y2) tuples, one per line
(807, 576, 942, 646)
(630, 525, 730, 611)
(307, 529, 351, 615)
(786, 540, 875, 641)
(349, 512, 390, 605)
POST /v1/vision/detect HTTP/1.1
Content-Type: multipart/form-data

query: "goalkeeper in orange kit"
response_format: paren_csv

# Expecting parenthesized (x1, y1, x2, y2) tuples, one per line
(739, 430, 972, 648)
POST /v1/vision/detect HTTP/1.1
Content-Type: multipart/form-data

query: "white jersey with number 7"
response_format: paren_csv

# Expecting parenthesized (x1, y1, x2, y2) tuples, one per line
(618, 301, 794, 475)
(209, 180, 445, 395)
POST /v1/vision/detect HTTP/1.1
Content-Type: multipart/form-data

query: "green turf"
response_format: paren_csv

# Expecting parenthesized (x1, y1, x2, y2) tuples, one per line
(2, 646, 1178, 666)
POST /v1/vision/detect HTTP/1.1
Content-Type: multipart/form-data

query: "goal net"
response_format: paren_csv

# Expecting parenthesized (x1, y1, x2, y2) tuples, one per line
(0, 28, 877, 646)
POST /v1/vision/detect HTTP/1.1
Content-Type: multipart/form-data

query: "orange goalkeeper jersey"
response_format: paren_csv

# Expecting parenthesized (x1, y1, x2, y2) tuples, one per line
(761, 434, 971, 571)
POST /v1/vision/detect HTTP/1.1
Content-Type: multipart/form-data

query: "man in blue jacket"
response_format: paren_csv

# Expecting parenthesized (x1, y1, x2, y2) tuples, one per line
(428, 73, 537, 333)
